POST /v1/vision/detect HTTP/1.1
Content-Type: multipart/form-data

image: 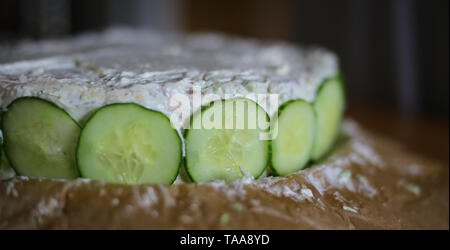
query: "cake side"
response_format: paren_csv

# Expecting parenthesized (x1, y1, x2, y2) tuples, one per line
(0, 29, 344, 184)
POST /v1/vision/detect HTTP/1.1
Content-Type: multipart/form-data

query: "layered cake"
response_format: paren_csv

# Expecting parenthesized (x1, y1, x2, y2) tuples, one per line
(0, 29, 447, 229)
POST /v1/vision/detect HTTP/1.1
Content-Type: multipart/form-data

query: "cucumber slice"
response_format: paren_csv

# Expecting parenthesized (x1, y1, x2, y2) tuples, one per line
(311, 75, 346, 161)
(184, 98, 270, 183)
(1, 111, 4, 164)
(270, 100, 316, 176)
(1, 97, 80, 179)
(0, 115, 9, 178)
(76, 103, 182, 185)
(0, 140, 15, 180)
(0, 127, 3, 164)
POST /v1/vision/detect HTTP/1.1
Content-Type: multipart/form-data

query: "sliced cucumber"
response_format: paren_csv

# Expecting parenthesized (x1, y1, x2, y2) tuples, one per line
(311, 75, 346, 161)
(184, 98, 270, 183)
(0, 143, 15, 180)
(1, 112, 16, 180)
(76, 103, 182, 185)
(270, 100, 316, 176)
(0, 127, 3, 164)
(1, 111, 4, 164)
(1, 97, 80, 179)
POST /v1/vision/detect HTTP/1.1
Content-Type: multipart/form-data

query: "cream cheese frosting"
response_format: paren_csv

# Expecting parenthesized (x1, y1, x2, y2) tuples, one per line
(0, 28, 339, 127)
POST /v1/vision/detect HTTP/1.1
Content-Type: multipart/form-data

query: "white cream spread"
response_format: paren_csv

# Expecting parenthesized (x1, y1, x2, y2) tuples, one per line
(0, 28, 339, 128)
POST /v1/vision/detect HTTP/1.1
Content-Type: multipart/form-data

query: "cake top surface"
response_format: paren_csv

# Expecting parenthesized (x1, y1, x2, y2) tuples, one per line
(0, 28, 339, 124)
(0, 28, 338, 78)
(0, 28, 338, 95)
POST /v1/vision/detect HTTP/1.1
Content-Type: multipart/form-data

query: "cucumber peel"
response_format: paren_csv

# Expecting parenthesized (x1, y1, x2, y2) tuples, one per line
(2, 97, 81, 179)
(270, 99, 316, 176)
(311, 74, 346, 161)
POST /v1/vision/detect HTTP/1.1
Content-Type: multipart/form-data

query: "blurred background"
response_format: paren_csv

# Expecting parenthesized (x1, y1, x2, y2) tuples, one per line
(0, 0, 448, 163)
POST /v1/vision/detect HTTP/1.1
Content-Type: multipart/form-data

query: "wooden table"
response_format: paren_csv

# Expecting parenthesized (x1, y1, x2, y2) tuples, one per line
(346, 102, 449, 165)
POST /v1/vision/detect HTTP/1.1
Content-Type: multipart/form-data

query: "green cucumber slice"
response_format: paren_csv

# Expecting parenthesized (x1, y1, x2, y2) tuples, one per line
(270, 100, 316, 176)
(1, 111, 5, 164)
(76, 103, 182, 184)
(0, 142, 15, 180)
(311, 75, 346, 161)
(1, 97, 80, 179)
(1, 128, 3, 170)
(0, 127, 3, 164)
(0, 115, 11, 178)
(184, 98, 270, 183)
